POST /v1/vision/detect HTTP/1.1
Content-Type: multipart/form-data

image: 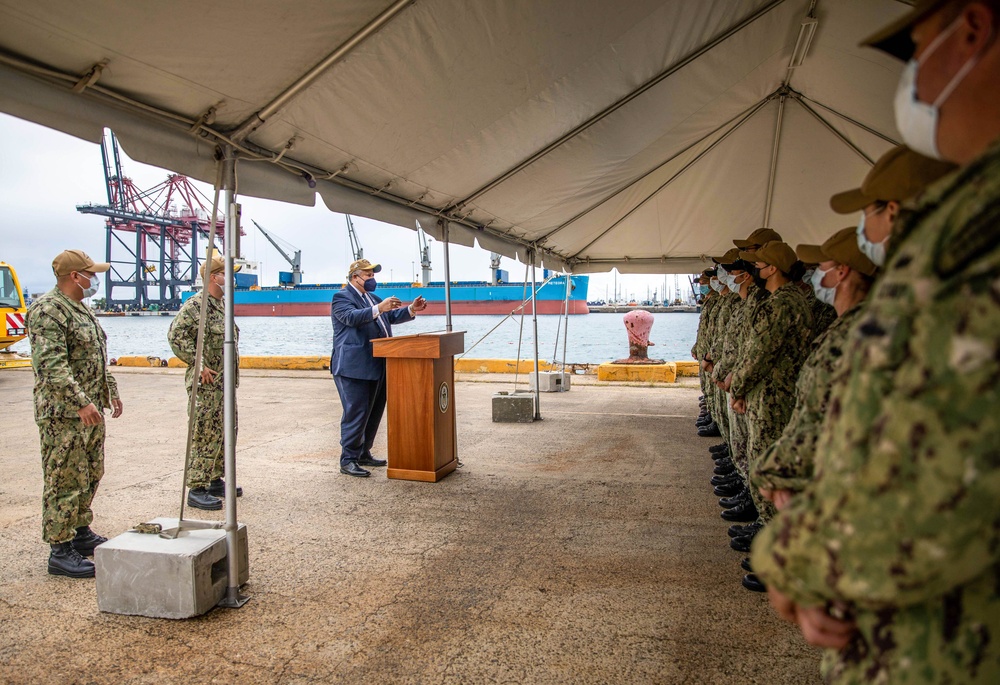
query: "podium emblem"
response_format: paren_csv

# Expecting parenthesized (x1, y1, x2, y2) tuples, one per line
(438, 381, 450, 413)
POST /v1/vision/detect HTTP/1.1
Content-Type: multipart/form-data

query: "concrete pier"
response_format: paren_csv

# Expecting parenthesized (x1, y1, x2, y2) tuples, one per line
(0, 367, 820, 683)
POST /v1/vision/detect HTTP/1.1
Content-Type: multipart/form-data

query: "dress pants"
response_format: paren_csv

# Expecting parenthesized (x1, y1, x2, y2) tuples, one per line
(334, 373, 387, 466)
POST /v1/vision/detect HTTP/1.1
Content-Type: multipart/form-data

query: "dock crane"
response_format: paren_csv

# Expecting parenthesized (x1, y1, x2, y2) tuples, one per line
(252, 220, 302, 286)
(417, 228, 432, 285)
(346, 215, 363, 262)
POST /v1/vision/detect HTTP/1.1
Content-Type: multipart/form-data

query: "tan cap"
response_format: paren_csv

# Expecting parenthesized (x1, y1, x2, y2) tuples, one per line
(52, 249, 110, 277)
(347, 258, 382, 278)
(795, 244, 827, 266)
(809, 227, 879, 277)
(739, 240, 797, 273)
(830, 146, 957, 214)
(712, 247, 742, 264)
(733, 227, 783, 249)
(861, 0, 949, 61)
(199, 255, 242, 280)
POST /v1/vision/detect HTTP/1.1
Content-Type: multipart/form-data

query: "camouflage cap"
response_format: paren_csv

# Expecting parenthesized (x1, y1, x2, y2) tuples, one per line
(733, 227, 783, 249)
(712, 247, 742, 264)
(805, 227, 879, 277)
(829, 146, 958, 214)
(739, 240, 797, 273)
(348, 258, 382, 278)
(199, 255, 242, 280)
(861, 0, 950, 61)
(52, 249, 110, 277)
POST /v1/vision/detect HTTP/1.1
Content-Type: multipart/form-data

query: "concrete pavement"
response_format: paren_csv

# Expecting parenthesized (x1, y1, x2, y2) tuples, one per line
(0, 367, 820, 684)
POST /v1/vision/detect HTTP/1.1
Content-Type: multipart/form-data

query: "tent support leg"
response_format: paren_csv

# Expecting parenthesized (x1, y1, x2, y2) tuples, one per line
(530, 249, 541, 420)
(219, 148, 248, 609)
(441, 219, 453, 331)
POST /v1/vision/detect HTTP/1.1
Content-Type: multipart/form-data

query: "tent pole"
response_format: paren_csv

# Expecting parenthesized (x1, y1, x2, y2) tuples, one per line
(793, 98, 875, 165)
(531, 249, 541, 419)
(763, 91, 788, 228)
(219, 148, 248, 609)
(560, 273, 571, 390)
(441, 219, 453, 332)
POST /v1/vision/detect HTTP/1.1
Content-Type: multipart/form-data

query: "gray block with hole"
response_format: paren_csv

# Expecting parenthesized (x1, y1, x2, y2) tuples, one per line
(529, 371, 571, 392)
(492, 391, 535, 422)
(95, 517, 248, 619)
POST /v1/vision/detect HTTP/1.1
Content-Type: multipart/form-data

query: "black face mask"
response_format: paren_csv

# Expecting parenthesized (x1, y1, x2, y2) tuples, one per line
(751, 266, 768, 290)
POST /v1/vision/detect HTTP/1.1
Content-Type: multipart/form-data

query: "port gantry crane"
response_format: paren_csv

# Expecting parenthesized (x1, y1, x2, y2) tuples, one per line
(252, 221, 302, 286)
(417, 227, 432, 285)
(345, 214, 363, 262)
(75, 130, 237, 310)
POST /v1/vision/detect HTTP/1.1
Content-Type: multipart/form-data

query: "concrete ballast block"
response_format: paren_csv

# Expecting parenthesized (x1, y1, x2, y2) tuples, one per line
(95, 517, 249, 619)
(492, 392, 535, 422)
(529, 371, 571, 392)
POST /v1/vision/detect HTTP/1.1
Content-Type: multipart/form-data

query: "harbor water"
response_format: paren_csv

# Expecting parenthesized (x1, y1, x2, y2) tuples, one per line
(8, 312, 699, 365)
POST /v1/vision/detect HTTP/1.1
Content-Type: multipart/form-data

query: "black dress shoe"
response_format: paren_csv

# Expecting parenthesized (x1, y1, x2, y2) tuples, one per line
(709, 443, 729, 454)
(714, 481, 744, 497)
(741, 557, 753, 572)
(358, 456, 387, 467)
(728, 522, 759, 538)
(187, 487, 223, 511)
(713, 461, 735, 476)
(698, 422, 721, 437)
(721, 500, 758, 522)
(48, 542, 95, 578)
(730, 535, 753, 552)
(719, 490, 749, 508)
(208, 478, 243, 497)
(340, 462, 371, 478)
(71, 526, 108, 556)
(710, 471, 742, 487)
(742, 573, 767, 592)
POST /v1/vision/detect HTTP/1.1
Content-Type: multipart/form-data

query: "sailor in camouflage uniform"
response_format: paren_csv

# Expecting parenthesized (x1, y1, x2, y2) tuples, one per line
(27, 250, 123, 578)
(751, 228, 877, 503)
(168, 255, 242, 511)
(693, 269, 721, 432)
(705, 256, 740, 444)
(727, 241, 813, 592)
(752, 1, 1000, 682)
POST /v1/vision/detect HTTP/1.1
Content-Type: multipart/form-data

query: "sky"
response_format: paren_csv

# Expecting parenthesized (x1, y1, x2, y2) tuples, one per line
(0, 113, 694, 303)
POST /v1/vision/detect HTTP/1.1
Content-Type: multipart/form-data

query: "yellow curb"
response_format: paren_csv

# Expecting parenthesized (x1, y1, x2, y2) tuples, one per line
(454, 359, 555, 374)
(675, 360, 700, 377)
(597, 362, 677, 383)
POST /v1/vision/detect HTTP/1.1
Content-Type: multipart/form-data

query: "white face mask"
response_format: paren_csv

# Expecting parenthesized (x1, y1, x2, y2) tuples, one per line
(856, 211, 887, 267)
(893, 17, 988, 160)
(810, 267, 837, 306)
(710, 277, 724, 293)
(77, 273, 99, 298)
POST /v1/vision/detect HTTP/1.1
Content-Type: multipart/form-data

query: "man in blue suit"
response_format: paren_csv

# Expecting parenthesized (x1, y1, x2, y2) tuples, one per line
(331, 258, 427, 477)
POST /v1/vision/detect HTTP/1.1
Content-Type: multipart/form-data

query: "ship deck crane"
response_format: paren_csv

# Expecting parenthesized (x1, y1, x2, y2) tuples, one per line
(346, 215, 363, 262)
(252, 220, 302, 286)
(418, 227, 431, 285)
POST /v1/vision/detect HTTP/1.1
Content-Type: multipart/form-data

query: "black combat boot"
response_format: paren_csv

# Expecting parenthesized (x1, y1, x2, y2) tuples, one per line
(72, 526, 108, 556)
(187, 487, 223, 511)
(698, 422, 721, 437)
(742, 573, 767, 592)
(207, 479, 243, 498)
(48, 542, 96, 578)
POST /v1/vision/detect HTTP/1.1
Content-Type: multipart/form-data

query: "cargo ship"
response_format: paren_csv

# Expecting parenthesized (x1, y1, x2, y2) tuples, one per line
(184, 269, 590, 316)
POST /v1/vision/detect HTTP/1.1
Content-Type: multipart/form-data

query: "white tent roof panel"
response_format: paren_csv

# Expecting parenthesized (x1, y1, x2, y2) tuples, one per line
(0, 0, 910, 273)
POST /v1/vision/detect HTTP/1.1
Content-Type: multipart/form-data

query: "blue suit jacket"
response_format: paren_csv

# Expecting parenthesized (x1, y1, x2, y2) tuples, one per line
(330, 285, 414, 380)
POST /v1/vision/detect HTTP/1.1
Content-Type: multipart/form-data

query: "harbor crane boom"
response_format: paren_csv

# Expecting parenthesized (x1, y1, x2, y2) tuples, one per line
(418, 228, 432, 285)
(346, 215, 363, 262)
(252, 220, 302, 286)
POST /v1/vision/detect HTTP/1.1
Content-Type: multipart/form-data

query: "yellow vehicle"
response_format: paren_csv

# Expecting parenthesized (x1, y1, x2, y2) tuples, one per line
(1, 261, 31, 369)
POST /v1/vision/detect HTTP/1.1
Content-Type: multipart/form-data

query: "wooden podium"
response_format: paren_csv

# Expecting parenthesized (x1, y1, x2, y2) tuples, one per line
(372, 331, 464, 482)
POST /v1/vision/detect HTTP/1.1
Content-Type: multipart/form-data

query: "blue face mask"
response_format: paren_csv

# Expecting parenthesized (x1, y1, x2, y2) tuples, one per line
(856, 211, 887, 267)
(699, 284, 710, 295)
(363, 277, 377, 292)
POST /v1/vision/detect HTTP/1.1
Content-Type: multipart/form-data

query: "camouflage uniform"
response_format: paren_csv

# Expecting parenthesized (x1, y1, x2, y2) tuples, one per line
(27, 288, 119, 544)
(752, 141, 1000, 684)
(708, 291, 739, 444)
(751, 304, 863, 494)
(692, 293, 720, 401)
(712, 285, 763, 477)
(809, 296, 837, 342)
(168, 292, 239, 489)
(729, 283, 813, 521)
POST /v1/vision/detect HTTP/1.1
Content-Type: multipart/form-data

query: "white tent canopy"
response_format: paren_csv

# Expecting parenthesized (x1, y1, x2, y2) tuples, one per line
(0, 0, 908, 273)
